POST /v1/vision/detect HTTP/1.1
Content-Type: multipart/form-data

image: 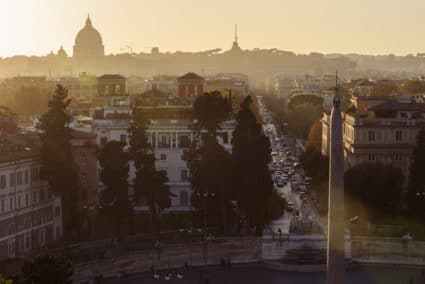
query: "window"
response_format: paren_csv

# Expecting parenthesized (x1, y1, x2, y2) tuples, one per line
(160, 154, 167, 161)
(100, 137, 107, 146)
(120, 134, 127, 143)
(181, 169, 188, 181)
(394, 154, 402, 161)
(9, 173, 15, 187)
(368, 131, 375, 142)
(368, 154, 375, 161)
(32, 192, 37, 205)
(39, 228, 45, 246)
(395, 131, 403, 142)
(24, 170, 28, 184)
(55, 206, 61, 217)
(1, 200, 4, 212)
(17, 172, 22, 185)
(10, 197, 14, 210)
(81, 173, 88, 183)
(0, 175, 5, 189)
(180, 191, 189, 207)
(179, 135, 190, 148)
(81, 154, 87, 165)
(25, 193, 29, 207)
(17, 195, 21, 208)
(221, 132, 229, 144)
(39, 189, 45, 202)
(31, 168, 39, 182)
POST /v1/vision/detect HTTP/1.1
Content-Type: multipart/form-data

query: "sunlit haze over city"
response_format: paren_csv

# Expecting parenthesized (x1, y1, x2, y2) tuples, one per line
(2, 1, 425, 284)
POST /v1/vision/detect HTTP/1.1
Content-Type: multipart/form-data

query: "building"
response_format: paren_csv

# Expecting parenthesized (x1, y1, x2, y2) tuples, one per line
(0, 107, 17, 135)
(177, 73, 205, 97)
(322, 98, 425, 183)
(136, 106, 235, 212)
(0, 135, 62, 261)
(71, 130, 98, 207)
(73, 15, 105, 61)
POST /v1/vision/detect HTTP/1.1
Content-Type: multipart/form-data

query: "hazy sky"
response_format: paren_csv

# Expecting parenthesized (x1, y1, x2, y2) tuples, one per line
(1, 0, 425, 57)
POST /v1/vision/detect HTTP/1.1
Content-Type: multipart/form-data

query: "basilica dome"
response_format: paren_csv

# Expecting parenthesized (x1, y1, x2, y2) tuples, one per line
(73, 15, 104, 60)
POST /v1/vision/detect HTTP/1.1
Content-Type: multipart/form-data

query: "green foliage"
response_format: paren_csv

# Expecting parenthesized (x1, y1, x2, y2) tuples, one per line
(286, 103, 322, 138)
(21, 254, 73, 284)
(299, 146, 329, 212)
(0, 274, 13, 284)
(128, 115, 172, 233)
(399, 80, 425, 94)
(288, 94, 323, 110)
(192, 91, 232, 138)
(407, 129, 425, 217)
(38, 84, 79, 238)
(98, 141, 132, 238)
(345, 163, 404, 217)
(232, 96, 283, 232)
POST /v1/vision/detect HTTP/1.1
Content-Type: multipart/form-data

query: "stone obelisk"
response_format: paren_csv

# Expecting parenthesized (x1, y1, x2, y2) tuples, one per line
(327, 73, 345, 284)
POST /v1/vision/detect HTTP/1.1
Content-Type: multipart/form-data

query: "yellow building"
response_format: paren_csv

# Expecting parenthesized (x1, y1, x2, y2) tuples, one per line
(322, 99, 425, 183)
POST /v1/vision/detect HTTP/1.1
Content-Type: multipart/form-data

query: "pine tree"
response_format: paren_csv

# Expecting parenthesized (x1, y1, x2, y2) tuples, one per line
(232, 96, 284, 233)
(407, 129, 425, 217)
(128, 113, 172, 235)
(98, 141, 131, 239)
(38, 85, 79, 239)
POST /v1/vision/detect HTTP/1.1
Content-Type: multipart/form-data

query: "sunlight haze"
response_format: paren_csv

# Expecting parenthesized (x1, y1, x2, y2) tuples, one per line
(1, 0, 424, 57)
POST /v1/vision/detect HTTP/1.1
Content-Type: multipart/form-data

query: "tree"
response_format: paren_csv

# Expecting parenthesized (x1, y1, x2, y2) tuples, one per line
(186, 137, 233, 231)
(400, 80, 425, 95)
(192, 91, 232, 138)
(232, 96, 285, 233)
(21, 254, 73, 284)
(38, 85, 79, 239)
(286, 103, 322, 138)
(288, 94, 323, 110)
(98, 141, 131, 238)
(186, 91, 234, 232)
(128, 114, 172, 235)
(370, 83, 397, 96)
(407, 129, 425, 217)
(299, 146, 329, 211)
(306, 119, 322, 152)
(345, 163, 404, 218)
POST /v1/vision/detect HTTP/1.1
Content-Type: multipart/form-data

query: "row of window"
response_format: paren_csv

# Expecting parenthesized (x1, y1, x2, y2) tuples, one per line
(367, 153, 403, 161)
(0, 189, 49, 214)
(367, 130, 403, 142)
(0, 168, 40, 190)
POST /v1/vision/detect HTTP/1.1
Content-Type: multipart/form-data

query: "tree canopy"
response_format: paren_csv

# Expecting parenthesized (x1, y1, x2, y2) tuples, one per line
(38, 84, 79, 238)
(98, 141, 131, 238)
(192, 91, 232, 138)
(345, 163, 404, 217)
(232, 96, 285, 232)
(407, 129, 425, 217)
(21, 254, 73, 284)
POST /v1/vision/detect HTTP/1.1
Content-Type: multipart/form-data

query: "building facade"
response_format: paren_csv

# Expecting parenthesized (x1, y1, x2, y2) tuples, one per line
(322, 99, 425, 183)
(0, 136, 62, 261)
(177, 73, 205, 97)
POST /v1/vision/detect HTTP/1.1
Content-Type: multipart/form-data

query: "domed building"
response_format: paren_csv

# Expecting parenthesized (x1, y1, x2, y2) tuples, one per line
(73, 15, 104, 61)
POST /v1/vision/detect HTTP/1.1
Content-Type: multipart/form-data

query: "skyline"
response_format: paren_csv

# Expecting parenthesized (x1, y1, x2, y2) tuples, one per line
(2, 0, 425, 57)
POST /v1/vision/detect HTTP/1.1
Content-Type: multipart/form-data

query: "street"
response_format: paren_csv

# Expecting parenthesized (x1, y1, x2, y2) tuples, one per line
(105, 264, 425, 284)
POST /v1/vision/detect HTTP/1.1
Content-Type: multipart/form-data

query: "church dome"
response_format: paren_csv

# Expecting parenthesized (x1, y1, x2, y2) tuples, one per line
(75, 16, 103, 47)
(73, 15, 104, 60)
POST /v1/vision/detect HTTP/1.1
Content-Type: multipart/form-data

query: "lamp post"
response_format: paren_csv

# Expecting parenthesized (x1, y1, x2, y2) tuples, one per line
(195, 191, 215, 240)
(83, 201, 102, 263)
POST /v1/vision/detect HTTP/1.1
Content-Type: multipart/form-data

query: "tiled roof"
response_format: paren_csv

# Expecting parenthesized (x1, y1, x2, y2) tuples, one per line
(369, 100, 425, 112)
(97, 74, 126, 80)
(177, 72, 204, 81)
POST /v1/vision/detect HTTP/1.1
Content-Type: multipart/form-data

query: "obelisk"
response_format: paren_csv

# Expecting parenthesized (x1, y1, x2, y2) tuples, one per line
(327, 73, 345, 284)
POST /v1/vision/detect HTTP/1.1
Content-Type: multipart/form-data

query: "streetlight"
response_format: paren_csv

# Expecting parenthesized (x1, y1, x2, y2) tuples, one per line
(195, 191, 215, 240)
(83, 201, 102, 263)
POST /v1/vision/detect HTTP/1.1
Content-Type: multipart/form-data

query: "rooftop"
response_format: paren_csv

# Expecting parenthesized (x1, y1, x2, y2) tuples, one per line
(177, 72, 204, 81)
(368, 100, 425, 112)
(97, 74, 126, 80)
